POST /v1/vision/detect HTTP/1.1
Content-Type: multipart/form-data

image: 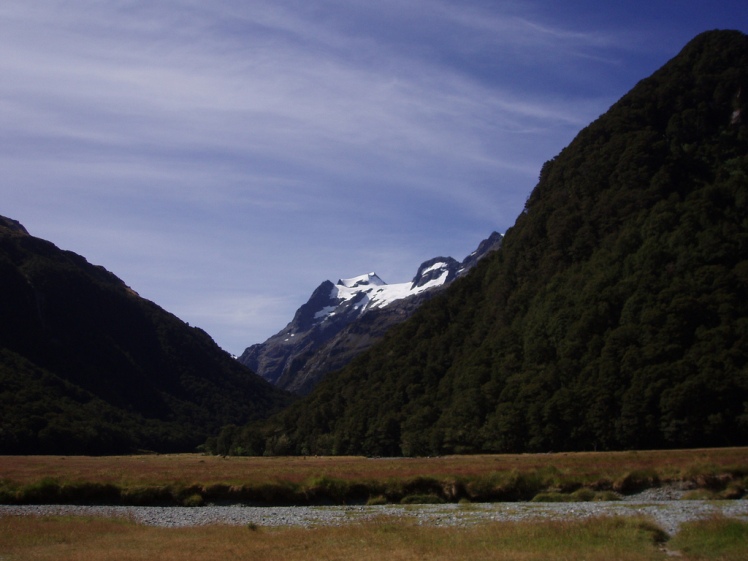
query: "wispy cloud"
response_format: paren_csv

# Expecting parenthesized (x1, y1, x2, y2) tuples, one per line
(5, 0, 734, 352)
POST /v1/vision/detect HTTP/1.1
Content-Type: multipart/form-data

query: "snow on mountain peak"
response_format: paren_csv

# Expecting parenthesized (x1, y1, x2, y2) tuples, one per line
(323, 266, 451, 321)
(421, 261, 449, 275)
(302, 235, 504, 329)
(337, 272, 385, 288)
(239, 231, 503, 391)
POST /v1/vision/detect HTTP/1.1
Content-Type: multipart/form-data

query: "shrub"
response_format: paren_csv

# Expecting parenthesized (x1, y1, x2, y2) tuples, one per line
(495, 470, 547, 501)
(366, 495, 388, 506)
(682, 489, 718, 500)
(613, 469, 660, 495)
(304, 476, 350, 504)
(120, 486, 173, 505)
(719, 481, 745, 500)
(400, 494, 445, 504)
(201, 483, 231, 503)
(0, 479, 17, 503)
(531, 492, 570, 502)
(242, 482, 303, 505)
(18, 478, 62, 503)
(183, 493, 205, 507)
(571, 487, 596, 502)
(593, 490, 621, 501)
(465, 473, 500, 501)
(60, 482, 121, 504)
(532, 488, 620, 502)
(402, 476, 444, 497)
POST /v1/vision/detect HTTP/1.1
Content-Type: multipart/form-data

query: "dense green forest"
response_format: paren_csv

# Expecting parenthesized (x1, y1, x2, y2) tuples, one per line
(213, 30, 748, 457)
(0, 217, 292, 454)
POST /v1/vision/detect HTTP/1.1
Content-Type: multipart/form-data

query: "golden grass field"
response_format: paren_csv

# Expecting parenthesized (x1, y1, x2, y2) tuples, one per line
(1, 449, 748, 560)
(1, 447, 747, 507)
(1, 447, 746, 488)
(0, 515, 717, 561)
(1, 514, 747, 561)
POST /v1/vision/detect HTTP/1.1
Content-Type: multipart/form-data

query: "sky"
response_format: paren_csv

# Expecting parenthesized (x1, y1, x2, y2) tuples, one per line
(2, 1, 747, 356)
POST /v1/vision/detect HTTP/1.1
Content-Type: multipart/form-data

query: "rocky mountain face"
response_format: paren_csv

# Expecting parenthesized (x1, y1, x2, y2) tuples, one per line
(239, 232, 502, 393)
(0, 216, 292, 454)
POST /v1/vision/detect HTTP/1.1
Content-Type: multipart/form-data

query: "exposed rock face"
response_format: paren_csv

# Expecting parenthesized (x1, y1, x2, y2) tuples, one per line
(239, 232, 502, 393)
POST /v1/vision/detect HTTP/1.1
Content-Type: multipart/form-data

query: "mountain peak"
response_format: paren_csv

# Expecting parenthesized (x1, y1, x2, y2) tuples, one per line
(337, 272, 386, 288)
(0, 215, 30, 236)
(410, 257, 459, 289)
(239, 231, 503, 392)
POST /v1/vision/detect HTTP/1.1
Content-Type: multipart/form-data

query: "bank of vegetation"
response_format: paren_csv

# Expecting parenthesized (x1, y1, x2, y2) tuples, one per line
(0, 449, 746, 507)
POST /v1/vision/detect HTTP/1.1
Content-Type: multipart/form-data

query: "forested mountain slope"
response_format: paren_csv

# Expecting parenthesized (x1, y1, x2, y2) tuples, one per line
(215, 30, 748, 457)
(0, 217, 292, 454)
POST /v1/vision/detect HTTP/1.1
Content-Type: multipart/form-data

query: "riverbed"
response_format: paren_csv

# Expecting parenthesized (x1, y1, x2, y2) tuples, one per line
(3, 496, 747, 536)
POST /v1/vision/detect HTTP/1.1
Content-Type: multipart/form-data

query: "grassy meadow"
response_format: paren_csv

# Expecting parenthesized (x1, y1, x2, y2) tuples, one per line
(1, 514, 747, 561)
(0, 447, 747, 506)
(1, 449, 747, 560)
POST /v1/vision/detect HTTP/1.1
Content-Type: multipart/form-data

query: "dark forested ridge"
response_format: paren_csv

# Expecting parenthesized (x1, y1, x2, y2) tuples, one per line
(0, 217, 292, 454)
(215, 30, 748, 457)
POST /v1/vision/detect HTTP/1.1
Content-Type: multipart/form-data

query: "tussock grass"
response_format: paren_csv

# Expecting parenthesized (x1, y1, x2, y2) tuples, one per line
(1, 447, 746, 506)
(0, 514, 680, 561)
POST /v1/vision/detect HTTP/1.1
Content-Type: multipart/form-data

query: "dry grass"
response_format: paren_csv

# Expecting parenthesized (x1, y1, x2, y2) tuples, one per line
(0, 514, 673, 561)
(1, 448, 745, 486)
(1, 448, 746, 505)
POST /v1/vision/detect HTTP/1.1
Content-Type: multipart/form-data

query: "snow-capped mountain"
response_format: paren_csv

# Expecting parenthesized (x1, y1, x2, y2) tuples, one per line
(238, 232, 502, 393)
(313, 260, 458, 325)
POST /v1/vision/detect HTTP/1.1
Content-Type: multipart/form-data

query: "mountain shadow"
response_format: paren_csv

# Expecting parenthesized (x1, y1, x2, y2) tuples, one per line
(0, 217, 292, 454)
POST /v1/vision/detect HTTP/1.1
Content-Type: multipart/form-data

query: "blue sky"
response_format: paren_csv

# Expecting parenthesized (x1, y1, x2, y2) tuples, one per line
(2, 1, 747, 355)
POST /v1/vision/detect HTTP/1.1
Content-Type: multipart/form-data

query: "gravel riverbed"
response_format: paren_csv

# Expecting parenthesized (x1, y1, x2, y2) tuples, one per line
(2, 490, 747, 536)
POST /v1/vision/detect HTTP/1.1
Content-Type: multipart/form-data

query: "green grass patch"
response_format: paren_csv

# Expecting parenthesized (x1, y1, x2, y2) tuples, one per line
(669, 516, 748, 560)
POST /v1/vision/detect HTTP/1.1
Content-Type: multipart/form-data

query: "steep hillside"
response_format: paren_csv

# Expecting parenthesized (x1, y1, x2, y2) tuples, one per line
(0, 217, 292, 454)
(217, 30, 748, 457)
(239, 232, 502, 394)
